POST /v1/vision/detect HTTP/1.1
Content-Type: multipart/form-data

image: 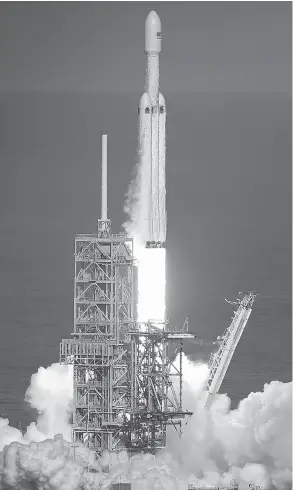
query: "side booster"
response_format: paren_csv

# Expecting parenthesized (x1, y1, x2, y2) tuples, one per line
(138, 11, 166, 249)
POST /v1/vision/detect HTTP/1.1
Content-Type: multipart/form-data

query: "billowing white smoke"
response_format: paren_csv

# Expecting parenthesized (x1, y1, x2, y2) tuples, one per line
(24, 363, 73, 442)
(0, 361, 291, 489)
(0, 363, 73, 453)
(166, 373, 292, 489)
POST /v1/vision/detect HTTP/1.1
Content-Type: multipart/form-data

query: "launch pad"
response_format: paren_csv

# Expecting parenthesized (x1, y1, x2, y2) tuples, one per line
(59, 132, 258, 460)
(59, 126, 196, 457)
(60, 220, 196, 457)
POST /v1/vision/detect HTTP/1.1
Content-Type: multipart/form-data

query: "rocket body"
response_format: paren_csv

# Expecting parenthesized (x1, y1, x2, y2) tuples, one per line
(139, 11, 166, 247)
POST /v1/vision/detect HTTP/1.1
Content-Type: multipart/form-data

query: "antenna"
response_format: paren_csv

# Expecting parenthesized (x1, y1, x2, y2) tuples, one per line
(101, 134, 107, 220)
(97, 134, 110, 236)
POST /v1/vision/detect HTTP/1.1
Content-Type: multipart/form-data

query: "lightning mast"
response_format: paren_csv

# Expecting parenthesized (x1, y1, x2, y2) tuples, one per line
(203, 291, 258, 408)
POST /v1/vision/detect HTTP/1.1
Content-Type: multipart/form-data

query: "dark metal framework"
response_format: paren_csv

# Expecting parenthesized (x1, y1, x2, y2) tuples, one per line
(125, 321, 194, 451)
(60, 229, 195, 458)
(60, 231, 134, 456)
(204, 291, 258, 408)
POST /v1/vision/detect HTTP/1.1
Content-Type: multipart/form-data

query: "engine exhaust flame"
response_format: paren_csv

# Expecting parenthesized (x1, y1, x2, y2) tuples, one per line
(137, 246, 166, 325)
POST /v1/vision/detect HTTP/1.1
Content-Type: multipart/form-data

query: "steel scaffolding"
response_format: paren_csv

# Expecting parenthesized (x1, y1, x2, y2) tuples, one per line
(60, 229, 196, 457)
(125, 320, 195, 451)
(203, 291, 258, 408)
(60, 135, 196, 458)
(60, 231, 134, 456)
(60, 223, 258, 459)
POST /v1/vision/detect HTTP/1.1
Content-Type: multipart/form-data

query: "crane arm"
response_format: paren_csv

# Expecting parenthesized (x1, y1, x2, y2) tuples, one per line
(203, 291, 258, 408)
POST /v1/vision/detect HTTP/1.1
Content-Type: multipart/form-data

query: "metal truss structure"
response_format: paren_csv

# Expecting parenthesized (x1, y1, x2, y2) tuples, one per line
(60, 221, 258, 457)
(60, 229, 134, 456)
(203, 291, 258, 408)
(60, 227, 195, 458)
(124, 320, 195, 452)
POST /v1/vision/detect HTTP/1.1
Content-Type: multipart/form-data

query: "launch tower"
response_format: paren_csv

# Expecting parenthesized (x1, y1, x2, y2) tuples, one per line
(60, 135, 195, 458)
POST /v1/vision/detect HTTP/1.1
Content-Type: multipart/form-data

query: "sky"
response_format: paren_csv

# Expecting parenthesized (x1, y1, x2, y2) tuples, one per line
(0, 1, 291, 93)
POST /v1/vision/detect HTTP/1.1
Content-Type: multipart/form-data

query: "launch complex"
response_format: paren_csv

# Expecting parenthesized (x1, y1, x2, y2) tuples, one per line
(59, 133, 257, 458)
(60, 134, 196, 455)
(59, 10, 258, 481)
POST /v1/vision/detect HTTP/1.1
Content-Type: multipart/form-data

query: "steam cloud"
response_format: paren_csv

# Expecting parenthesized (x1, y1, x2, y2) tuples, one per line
(0, 360, 291, 489)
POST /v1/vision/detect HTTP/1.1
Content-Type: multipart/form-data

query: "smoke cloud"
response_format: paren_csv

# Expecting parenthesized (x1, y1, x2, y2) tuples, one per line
(123, 155, 148, 249)
(0, 361, 291, 489)
(0, 363, 73, 453)
(24, 363, 73, 442)
(166, 375, 292, 489)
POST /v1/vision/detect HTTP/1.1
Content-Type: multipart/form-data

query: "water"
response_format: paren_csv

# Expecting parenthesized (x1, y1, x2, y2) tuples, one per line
(0, 92, 291, 428)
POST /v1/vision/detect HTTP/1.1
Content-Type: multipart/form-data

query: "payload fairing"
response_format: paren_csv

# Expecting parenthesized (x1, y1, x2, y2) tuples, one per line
(139, 11, 166, 248)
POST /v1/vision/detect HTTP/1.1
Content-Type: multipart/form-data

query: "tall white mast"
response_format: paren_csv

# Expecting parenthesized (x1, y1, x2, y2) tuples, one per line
(101, 134, 107, 220)
(97, 134, 110, 236)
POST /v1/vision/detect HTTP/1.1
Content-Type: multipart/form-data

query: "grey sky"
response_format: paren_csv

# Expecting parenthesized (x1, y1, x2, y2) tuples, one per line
(0, 2, 291, 93)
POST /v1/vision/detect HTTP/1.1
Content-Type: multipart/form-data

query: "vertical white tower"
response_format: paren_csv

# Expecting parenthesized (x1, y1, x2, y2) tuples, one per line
(101, 134, 107, 220)
(97, 134, 111, 236)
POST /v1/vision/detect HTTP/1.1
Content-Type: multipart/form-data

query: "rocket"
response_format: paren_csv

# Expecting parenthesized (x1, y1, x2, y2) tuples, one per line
(139, 11, 166, 248)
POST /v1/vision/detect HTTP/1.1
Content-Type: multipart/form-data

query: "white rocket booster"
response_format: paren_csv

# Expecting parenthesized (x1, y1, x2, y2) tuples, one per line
(139, 11, 166, 248)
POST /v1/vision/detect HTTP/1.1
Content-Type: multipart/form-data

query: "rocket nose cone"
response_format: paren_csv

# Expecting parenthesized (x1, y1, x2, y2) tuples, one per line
(139, 92, 151, 110)
(145, 10, 161, 31)
(159, 93, 165, 106)
(145, 11, 162, 53)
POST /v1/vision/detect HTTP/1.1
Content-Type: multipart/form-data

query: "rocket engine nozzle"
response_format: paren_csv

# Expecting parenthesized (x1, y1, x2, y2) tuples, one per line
(146, 241, 166, 249)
